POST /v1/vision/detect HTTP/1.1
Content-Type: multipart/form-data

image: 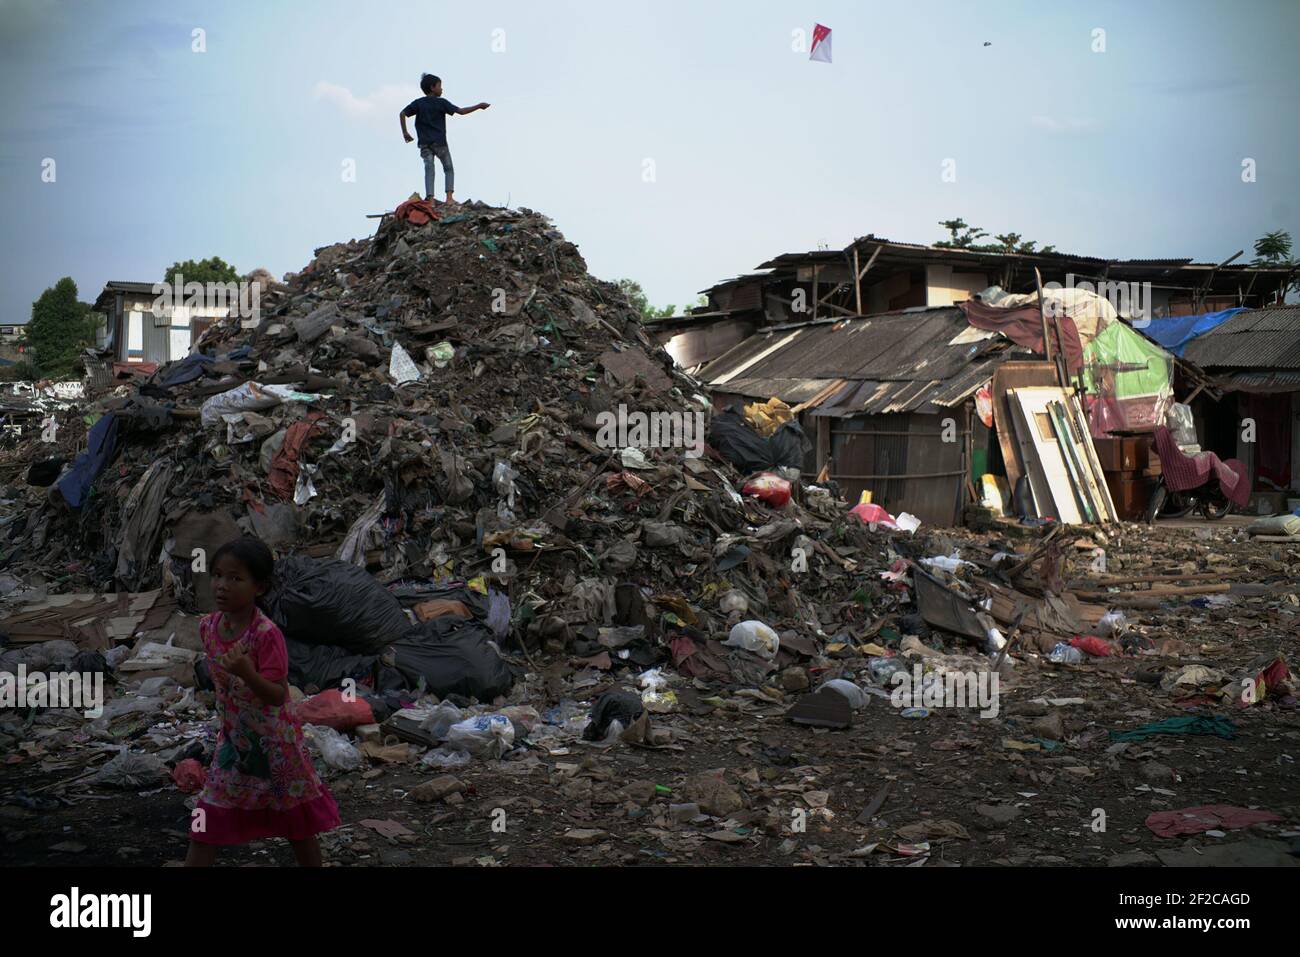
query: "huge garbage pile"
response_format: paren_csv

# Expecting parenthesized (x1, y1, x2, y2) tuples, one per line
(0, 202, 909, 703)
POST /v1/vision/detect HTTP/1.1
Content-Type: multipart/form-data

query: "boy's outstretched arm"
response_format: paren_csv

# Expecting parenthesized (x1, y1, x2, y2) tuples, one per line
(455, 102, 491, 115)
(400, 111, 413, 142)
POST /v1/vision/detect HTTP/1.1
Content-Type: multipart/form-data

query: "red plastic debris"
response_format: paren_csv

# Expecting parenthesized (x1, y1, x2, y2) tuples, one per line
(742, 472, 792, 508)
(1070, 635, 1115, 658)
(172, 758, 207, 794)
(296, 688, 375, 731)
(850, 502, 897, 527)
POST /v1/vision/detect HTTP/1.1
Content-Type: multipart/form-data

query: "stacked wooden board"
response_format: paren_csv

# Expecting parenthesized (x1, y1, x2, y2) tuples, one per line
(1005, 387, 1118, 525)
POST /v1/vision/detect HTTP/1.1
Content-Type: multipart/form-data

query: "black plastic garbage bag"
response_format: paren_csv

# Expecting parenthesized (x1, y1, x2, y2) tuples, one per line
(707, 408, 809, 473)
(260, 555, 410, 655)
(707, 408, 772, 474)
(26, 457, 67, 488)
(389, 616, 514, 701)
(70, 650, 108, 676)
(285, 616, 514, 703)
(284, 639, 400, 693)
(583, 688, 644, 741)
(768, 419, 811, 470)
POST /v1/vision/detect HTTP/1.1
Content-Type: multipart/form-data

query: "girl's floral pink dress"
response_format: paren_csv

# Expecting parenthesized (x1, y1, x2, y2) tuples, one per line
(193, 607, 341, 845)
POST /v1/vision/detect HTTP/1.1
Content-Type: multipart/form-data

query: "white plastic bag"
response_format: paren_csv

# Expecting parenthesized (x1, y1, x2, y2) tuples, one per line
(201, 382, 279, 427)
(90, 749, 169, 789)
(724, 620, 780, 660)
(418, 702, 464, 742)
(921, 552, 974, 572)
(118, 635, 197, 672)
(420, 746, 472, 769)
(637, 668, 669, 691)
(445, 714, 515, 758)
(719, 590, 749, 616)
(200, 382, 324, 427)
(304, 723, 363, 770)
(90, 695, 164, 728)
(1097, 610, 1127, 636)
(984, 627, 1007, 654)
(492, 460, 519, 508)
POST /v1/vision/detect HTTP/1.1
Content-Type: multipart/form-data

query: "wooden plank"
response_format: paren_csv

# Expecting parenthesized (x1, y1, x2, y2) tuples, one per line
(1070, 571, 1231, 586)
(1010, 387, 1086, 524)
(1034, 267, 1052, 362)
(791, 378, 848, 414)
(1006, 390, 1064, 521)
(1067, 392, 1118, 522)
(855, 782, 892, 824)
(1073, 583, 1231, 600)
(990, 361, 1058, 493)
(1048, 401, 1099, 524)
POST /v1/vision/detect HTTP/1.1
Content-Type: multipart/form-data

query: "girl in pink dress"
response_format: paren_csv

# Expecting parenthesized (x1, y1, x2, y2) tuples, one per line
(185, 537, 340, 866)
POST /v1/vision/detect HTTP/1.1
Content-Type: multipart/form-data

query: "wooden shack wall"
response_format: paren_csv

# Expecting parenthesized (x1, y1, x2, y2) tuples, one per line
(817, 406, 970, 526)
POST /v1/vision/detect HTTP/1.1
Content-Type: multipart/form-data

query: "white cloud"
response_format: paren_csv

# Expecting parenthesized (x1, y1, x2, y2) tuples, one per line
(313, 81, 412, 127)
(1029, 115, 1100, 135)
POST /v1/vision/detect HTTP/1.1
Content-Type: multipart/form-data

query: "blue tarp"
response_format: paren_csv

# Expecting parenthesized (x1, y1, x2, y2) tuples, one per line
(156, 345, 251, 389)
(1141, 308, 1246, 357)
(158, 352, 214, 388)
(55, 412, 121, 508)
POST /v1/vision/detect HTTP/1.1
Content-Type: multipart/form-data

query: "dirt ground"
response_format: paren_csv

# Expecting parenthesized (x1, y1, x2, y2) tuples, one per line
(1, 522, 1297, 868)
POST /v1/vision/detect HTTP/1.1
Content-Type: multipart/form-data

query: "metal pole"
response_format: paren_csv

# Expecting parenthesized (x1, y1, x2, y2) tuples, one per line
(1034, 267, 1051, 362)
(853, 247, 862, 315)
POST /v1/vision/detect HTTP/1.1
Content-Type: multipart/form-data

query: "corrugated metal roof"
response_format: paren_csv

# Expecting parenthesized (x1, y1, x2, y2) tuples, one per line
(1212, 370, 1300, 392)
(1180, 306, 1300, 369)
(846, 235, 1110, 264)
(700, 307, 1010, 414)
(93, 281, 163, 312)
(752, 237, 1298, 281)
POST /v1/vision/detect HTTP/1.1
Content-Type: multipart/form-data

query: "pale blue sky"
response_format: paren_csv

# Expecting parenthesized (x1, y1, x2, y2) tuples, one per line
(1, 0, 1297, 323)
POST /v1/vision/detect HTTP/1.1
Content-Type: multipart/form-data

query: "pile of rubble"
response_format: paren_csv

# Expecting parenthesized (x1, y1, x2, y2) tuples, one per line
(0, 201, 904, 690)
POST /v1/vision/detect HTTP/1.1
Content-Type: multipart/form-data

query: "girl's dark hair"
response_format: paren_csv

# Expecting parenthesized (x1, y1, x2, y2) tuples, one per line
(211, 536, 275, 586)
(420, 73, 440, 94)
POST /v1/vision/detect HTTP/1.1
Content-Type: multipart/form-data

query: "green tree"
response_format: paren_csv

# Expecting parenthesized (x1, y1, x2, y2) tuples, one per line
(1253, 230, 1297, 303)
(617, 278, 651, 316)
(27, 277, 97, 377)
(936, 218, 986, 249)
(616, 278, 680, 321)
(1253, 230, 1292, 265)
(936, 219, 1055, 255)
(164, 256, 240, 285)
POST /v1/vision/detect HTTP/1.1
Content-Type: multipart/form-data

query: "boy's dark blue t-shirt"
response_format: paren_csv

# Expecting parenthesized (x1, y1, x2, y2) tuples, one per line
(403, 95, 460, 147)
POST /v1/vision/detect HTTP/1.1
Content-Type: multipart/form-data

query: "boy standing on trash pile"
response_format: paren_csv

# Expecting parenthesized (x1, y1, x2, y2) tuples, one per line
(400, 73, 490, 206)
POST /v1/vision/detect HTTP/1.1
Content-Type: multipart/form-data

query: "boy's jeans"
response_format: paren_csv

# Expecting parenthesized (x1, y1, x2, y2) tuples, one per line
(420, 145, 453, 197)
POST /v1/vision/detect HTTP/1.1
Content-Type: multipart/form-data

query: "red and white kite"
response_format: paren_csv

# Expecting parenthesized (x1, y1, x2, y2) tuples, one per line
(809, 23, 832, 63)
